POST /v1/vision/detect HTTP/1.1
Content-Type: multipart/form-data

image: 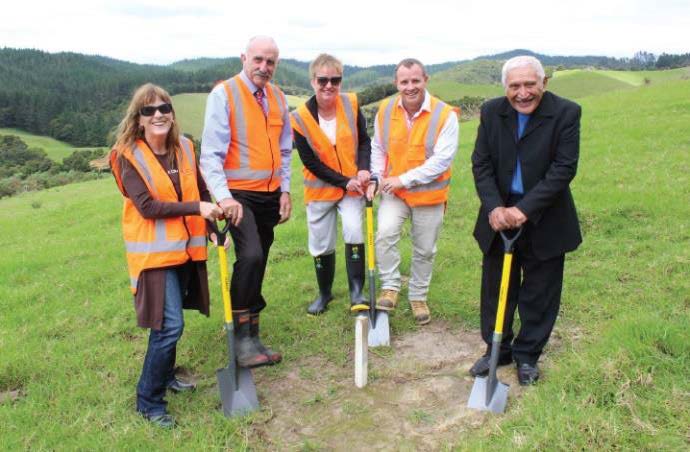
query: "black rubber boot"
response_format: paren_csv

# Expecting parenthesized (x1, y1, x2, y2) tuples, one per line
(307, 252, 335, 315)
(233, 310, 270, 368)
(345, 243, 368, 312)
(249, 313, 282, 364)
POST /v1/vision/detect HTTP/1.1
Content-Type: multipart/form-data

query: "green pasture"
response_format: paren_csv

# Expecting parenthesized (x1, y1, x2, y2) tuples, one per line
(427, 80, 503, 100)
(0, 128, 76, 162)
(172, 93, 308, 140)
(1, 80, 689, 449)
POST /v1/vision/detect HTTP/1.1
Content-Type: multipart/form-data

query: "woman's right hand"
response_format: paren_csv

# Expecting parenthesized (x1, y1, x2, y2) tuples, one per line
(346, 178, 364, 195)
(199, 201, 223, 221)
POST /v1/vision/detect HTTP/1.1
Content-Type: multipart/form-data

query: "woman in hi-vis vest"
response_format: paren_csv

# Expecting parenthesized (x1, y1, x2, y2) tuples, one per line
(291, 54, 372, 314)
(110, 84, 223, 428)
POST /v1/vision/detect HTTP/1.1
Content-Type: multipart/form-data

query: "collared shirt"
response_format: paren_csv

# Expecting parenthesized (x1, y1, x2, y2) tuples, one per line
(510, 112, 530, 194)
(200, 71, 292, 201)
(370, 90, 459, 188)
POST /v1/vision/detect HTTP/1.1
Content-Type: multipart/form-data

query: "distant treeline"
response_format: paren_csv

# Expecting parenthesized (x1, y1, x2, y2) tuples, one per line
(1, 47, 689, 148)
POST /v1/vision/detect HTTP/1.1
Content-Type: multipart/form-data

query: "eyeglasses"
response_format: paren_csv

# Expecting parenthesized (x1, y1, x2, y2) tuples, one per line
(315, 76, 342, 87)
(139, 103, 173, 116)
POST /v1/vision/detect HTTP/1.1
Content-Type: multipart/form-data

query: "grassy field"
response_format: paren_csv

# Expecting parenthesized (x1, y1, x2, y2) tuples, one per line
(1, 80, 688, 449)
(0, 128, 77, 162)
(427, 80, 503, 100)
(172, 93, 308, 140)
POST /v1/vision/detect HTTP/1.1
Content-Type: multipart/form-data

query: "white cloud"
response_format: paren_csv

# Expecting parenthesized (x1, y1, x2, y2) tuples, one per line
(1, 0, 688, 65)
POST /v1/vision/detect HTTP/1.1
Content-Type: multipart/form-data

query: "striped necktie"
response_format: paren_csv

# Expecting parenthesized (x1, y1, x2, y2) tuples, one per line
(254, 89, 267, 116)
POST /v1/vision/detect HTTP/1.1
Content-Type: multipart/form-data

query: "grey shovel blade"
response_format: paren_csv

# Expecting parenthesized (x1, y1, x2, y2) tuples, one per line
(217, 366, 259, 417)
(467, 376, 509, 413)
(368, 310, 390, 347)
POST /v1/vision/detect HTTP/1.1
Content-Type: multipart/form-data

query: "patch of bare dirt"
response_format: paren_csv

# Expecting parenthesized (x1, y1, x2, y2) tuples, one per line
(249, 322, 536, 450)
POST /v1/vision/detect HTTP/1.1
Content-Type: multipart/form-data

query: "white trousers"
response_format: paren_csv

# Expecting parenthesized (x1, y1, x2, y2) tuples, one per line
(307, 195, 365, 256)
(375, 193, 445, 301)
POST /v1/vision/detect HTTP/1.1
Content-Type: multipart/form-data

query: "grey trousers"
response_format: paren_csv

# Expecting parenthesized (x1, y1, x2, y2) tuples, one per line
(306, 195, 365, 256)
(375, 194, 445, 301)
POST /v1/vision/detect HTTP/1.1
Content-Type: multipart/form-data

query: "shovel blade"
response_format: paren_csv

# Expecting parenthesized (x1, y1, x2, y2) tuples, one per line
(368, 310, 390, 347)
(217, 366, 259, 417)
(467, 376, 509, 413)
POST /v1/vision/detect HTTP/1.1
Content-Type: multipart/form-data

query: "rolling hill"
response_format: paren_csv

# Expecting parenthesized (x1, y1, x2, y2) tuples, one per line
(1, 78, 688, 449)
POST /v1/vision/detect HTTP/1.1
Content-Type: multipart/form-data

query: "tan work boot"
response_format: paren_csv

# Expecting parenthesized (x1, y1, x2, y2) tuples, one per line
(376, 289, 399, 311)
(410, 300, 431, 325)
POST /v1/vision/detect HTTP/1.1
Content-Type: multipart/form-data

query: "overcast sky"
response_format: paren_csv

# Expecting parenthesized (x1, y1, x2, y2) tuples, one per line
(3, 0, 688, 66)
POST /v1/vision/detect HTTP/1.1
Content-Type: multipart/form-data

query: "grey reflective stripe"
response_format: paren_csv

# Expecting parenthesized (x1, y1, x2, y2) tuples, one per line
(179, 137, 194, 167)
(291, 112, 320, 155)
(424, 101, 448, 158)
(227, 78, 250, 169)
(225, 78, 274, 181)
(303, 178, 334, 188)
(155, 219, 167, 241)
(188, 235, 207, 248)
(125, 240, 188, 253)
(132, 144, 157, 196)
(340, 94, 358, 150)
(407, 178, 451, 193)
(268, 84, 286, 118)
(224, 167, 273, 179)
(380, 97, 397, 153)
(130, 277, 138, 290)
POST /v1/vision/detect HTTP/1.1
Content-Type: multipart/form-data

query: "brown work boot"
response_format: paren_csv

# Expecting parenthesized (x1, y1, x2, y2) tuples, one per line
(410, 300, 431, 325)
(376, 289, 399, 311)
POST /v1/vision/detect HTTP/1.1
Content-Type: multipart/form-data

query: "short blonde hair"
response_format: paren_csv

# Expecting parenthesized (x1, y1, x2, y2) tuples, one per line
(309, 53, 343, 79)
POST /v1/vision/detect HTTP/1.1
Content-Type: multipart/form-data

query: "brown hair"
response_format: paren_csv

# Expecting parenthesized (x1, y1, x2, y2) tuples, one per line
(113, 83, 181, 161)
(309, 53, 343, 79)
(394, 58, 427, 78)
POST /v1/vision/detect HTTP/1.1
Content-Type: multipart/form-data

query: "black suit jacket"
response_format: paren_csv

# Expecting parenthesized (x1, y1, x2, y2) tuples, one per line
(471, 91, 582, 260)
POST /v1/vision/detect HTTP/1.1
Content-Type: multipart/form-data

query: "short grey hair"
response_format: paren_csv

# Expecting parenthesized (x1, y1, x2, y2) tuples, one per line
(501, 56, 545, 87)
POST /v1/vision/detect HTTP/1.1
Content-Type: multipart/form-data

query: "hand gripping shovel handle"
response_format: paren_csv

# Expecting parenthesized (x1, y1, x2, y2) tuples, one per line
(366, 177, 379, 327)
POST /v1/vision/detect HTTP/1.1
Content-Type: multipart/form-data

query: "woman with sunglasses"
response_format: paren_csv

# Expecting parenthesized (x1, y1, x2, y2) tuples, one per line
(110, 83, 223, 428)
(291, 54, 372, 315)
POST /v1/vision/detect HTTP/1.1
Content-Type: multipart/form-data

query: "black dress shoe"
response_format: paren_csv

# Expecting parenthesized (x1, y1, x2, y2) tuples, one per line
(167, 378, 196, 393)
(469, 353, 513, 377)
(517, 362, 540, 386)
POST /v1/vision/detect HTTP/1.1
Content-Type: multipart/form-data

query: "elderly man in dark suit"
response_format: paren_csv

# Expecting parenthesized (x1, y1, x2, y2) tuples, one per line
(470, 55, 582, 385)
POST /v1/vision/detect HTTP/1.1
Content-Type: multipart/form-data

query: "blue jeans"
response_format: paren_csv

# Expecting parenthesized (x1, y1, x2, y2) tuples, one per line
(136, 269, 184, 416)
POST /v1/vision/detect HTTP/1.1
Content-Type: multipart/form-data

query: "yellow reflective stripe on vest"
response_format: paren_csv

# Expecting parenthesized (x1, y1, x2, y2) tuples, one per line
(425, 101, 448, 158)
(132, 144, 158, 196)
(340, 93, 358, 150)
(406, 178, 451, 193)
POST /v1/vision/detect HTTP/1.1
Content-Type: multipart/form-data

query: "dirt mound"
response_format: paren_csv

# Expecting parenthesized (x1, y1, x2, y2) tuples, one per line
(251, 322, 529, 450)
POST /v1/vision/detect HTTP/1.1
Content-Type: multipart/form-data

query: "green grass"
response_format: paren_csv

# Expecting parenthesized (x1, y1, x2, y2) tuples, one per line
(597, 67, 690, 86)
(172, 93, 308, 140)
(1, 80, 689, 449)
(547, 70, 634, 99)
(0, 128, 76, 162)
(427, 80, 503, 100)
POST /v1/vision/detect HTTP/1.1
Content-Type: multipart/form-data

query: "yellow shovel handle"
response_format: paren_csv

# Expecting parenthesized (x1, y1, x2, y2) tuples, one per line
(217, 245, 233, 324)
(366, 206, 375, 271)
(494, 252, 513, 335)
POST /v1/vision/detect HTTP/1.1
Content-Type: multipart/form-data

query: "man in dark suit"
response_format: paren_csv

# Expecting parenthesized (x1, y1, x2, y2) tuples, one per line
(470, 55, 582, 385)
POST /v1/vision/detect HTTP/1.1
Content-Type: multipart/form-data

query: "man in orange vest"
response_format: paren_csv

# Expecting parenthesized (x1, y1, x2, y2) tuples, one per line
(367, 58, 459, 325)
(200, 36, 291, 368)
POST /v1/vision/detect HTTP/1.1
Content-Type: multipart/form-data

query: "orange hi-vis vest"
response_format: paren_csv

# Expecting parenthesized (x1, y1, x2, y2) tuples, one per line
(377, 94, 454, 207)
(291, 93, 360, 203)
(111, 137, 208, 294)
(221, 75, 288, 192)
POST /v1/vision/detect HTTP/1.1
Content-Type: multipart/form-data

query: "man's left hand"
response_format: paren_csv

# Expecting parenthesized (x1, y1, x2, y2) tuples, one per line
(381, 176, 403, 194)
(505, 206, 527, 228)
(278, 192, 291, 224)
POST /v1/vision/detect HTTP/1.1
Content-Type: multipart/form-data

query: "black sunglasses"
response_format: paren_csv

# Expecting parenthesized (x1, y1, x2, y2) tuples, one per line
(315, 76, 342, 87)
(139, 103, 173, 116)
